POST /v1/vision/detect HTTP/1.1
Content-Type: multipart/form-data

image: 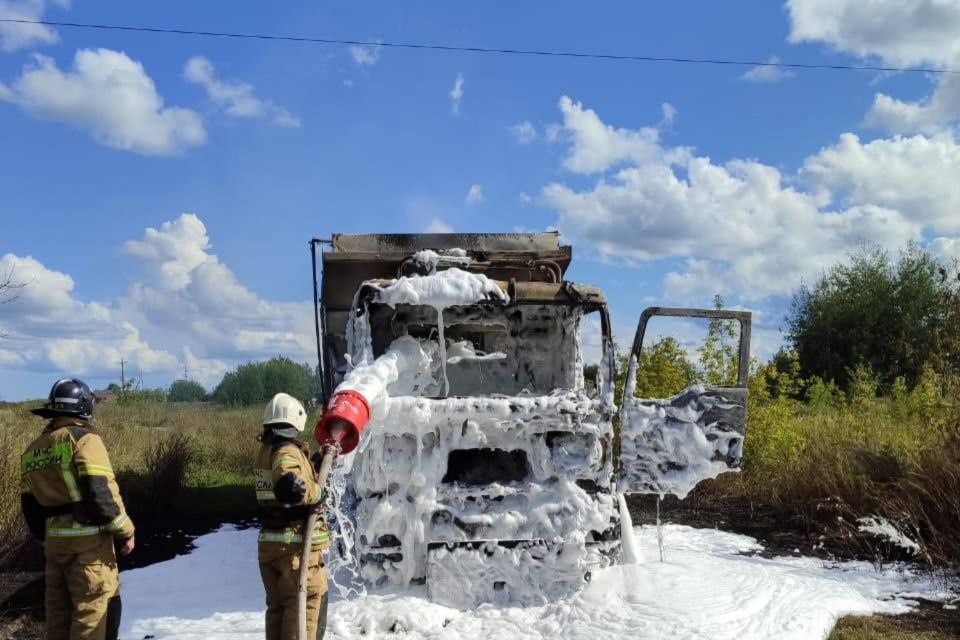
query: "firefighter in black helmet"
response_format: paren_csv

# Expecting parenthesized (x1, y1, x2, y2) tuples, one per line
(21, 378, 135, 640)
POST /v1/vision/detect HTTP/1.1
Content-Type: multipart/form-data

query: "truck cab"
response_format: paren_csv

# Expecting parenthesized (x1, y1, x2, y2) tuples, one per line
(314, 232, 750, 607)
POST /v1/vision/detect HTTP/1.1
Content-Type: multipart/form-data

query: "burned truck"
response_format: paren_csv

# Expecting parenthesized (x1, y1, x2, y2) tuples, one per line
(311, 232, 750, 607)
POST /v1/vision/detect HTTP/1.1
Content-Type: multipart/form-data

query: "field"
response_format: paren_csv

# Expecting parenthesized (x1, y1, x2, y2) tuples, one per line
(0, 400, 289, 572)
(0, 386, 958, 637)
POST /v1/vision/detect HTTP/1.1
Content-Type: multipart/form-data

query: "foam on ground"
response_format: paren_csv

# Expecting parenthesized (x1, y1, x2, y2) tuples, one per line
(119, 523, 949, 640)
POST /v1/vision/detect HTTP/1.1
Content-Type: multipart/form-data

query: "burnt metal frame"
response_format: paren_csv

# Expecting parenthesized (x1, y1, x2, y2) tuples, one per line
(351, 275, 616, 396)
(310, 237, 334, 403)
(629, 307, 752, 388)
(311, 234, 618, 401)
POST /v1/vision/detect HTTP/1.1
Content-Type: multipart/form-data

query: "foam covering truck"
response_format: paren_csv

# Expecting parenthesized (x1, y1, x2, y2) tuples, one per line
(311, 232, 751, 608)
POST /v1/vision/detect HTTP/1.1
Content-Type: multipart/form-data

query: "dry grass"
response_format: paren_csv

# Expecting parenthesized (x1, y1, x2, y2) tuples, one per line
(3, 383, 960, 574)
(0, 614, 43, 640)
(701, 389, 960, 570)
(829, 610, 960, 640)
(0, 401, 286, 571)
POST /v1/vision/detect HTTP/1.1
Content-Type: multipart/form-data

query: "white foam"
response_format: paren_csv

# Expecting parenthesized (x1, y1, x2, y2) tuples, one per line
(375, 267, 507, 310)
(857, 516, 921, 554)
(617, 493, 642, 565)
(349, 392, 617, 591)
(411, 249, 472, 273)
(331, 280, 615, 600)
(445, 340, 506, 364)
(619, 358, 744, 499)
(412, 250, 441, 273)
(120, 524, 951, 640)
(371, 268, 508, 396)
(333, 336, 436, 408)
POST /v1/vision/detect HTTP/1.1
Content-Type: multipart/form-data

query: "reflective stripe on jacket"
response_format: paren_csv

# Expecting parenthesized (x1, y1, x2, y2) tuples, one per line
(20, 417, 135, 554)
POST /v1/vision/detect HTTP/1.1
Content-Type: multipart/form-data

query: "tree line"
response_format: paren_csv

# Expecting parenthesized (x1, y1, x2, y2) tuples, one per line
(116, 356, 317, 406)
(608, 242, 960, 402)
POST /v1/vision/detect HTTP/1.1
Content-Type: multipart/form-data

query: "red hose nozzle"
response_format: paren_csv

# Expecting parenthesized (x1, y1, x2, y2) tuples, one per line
(315, 389, 370, 454)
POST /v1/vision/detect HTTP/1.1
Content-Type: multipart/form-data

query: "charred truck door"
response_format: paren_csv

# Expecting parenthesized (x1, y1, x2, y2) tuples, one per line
(617, 307, 751, 497)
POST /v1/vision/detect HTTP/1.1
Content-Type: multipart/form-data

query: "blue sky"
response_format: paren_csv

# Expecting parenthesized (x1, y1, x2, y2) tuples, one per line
(2, 1, 960, 400)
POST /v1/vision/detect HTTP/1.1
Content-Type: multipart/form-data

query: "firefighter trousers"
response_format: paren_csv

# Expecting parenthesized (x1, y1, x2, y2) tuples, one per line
(45, 538, 121, 640)
(259, 548, 329, 640)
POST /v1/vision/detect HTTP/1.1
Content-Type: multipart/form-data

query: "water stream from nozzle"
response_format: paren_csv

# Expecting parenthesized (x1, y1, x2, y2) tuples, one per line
(325, 448, 367, 601)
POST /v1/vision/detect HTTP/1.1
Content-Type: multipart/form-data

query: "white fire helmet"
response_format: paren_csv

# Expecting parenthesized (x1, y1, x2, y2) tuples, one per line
(262, 393, 307, 432)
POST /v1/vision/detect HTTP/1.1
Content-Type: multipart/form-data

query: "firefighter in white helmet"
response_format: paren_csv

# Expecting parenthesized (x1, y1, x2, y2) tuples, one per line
(254, 393, 331, 640)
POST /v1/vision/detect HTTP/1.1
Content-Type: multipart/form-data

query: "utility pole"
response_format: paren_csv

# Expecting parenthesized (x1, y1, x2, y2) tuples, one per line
(120, 358, 126, 389)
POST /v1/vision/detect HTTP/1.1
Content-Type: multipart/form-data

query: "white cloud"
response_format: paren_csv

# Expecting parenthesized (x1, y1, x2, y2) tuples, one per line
(786, 2, 960, 135)
(662, 259, 733, 302)
(0, 253, 176, 376)
(424, 218, 454, 233)
(864, 71, 960, 134)
(465, 184, 484, 206)
(519, 192, 533, 204)
(0, 0, 65, 52)
(0, 213, 319, 390)
(542, 96, 960, 300)
(511, 121, 537, 144)
(182, 346, 230, 388)
(119, 214, 315, 364)
(659, 102, 678, 126)
(44, 323, 177, 375)
(555, 96, 690, 174)
(0, 48, 206, 155)
(800, 132, 960, 232)
(928, 236, 960, 264)
(740, 56, 796, 83)
(349, 43, 381, 66)
(183, 56, 300, 127)
(786, 0, 960, 67)
(450, 73, 464, 114)
(0, 348, 23, 366)
(123, 213, 212, 291)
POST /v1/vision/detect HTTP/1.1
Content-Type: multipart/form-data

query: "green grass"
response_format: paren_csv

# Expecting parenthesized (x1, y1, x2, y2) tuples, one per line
(829, 614, 958, 640)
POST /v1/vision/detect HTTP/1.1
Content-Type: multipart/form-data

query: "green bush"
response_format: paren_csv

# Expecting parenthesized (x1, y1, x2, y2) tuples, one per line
(116, 388, 166, 406)
(168, 379, 207, 403)
(806, 376, 841, 411)
(787, 243, 960, 390)
(212, 356, 314, 406)
(628, 336, 697, 398)
(847, 363, 880, 405)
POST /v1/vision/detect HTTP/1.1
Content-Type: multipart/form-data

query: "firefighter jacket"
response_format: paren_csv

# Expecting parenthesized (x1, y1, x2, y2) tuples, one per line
(254, 436, 331, 559)
(20, 417, 135, 555)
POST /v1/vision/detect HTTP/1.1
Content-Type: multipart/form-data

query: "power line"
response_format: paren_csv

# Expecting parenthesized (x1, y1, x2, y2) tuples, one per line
(1, 17, 957, 75)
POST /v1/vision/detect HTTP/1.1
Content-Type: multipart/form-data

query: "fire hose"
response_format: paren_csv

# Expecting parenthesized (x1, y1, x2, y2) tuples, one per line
(297, 390, 371, 640)
(296, 443, 337, 640)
